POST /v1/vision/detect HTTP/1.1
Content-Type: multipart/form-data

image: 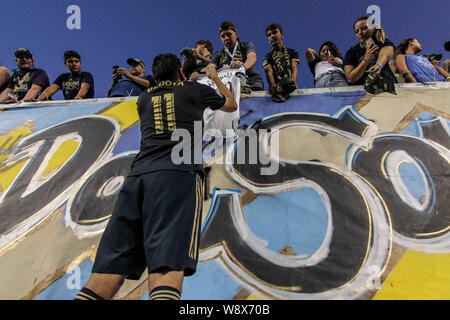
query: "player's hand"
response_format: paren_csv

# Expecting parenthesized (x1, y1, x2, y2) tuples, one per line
(190, 72, 199, 81)
(205, 64, 218, 80)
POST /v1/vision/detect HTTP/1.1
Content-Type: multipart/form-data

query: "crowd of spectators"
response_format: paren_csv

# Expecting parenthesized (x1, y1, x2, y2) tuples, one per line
(0, 16, 449, 105)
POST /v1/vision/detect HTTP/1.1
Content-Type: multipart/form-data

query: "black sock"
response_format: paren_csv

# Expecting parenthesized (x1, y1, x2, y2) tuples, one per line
(149, 286, 181, 300)
(74, 287, 105, 300)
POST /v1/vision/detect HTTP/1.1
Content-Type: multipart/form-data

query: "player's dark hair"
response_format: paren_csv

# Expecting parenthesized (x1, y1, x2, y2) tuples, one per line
(152, 53, 181, 82)
(195, 40, 213, 54)
(265, 23, 283, 35)
(64, 50, 81, 61)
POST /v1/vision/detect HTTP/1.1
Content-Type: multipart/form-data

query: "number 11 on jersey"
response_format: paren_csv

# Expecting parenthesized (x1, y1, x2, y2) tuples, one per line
(152, 93, 176, 134)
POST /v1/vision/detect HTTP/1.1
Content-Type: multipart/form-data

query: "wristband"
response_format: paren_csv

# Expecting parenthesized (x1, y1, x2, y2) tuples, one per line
(362, 57, 368, 63)
(377, 62, 383, 69)
(446, 76, 450, 80)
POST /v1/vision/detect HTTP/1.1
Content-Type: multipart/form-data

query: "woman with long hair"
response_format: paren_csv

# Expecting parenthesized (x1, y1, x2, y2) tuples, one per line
(305, 41, 348, 88)
(344, 16, 396, 85)
(395, 38, 449, 83)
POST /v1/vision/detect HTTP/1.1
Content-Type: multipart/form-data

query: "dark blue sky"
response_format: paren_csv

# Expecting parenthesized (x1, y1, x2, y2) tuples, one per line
(1, 0, 449, 99)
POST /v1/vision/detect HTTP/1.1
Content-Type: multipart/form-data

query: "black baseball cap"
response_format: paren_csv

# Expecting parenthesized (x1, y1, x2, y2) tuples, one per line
(127, 58, 145, 67)
(15, 48, 33, 58)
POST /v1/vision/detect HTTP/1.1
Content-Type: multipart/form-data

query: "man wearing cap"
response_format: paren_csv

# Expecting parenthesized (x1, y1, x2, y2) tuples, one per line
(209, 21, 264, 94)
(0, 48, 49, 103)
(38, 50, 95, 101)
(107, 58, 157, 97)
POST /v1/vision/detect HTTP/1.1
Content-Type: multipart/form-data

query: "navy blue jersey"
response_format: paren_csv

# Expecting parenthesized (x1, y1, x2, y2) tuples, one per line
(129, 81, 226, 175)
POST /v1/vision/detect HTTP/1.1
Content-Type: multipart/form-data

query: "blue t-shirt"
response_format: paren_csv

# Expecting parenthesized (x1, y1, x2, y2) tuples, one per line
(108, 75, 156, 97)
(405, 54, 445, 83)
(53, 71, 95, 100)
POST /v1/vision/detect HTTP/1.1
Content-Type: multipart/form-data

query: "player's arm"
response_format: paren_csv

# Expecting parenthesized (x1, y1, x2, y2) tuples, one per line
(205, 64, 237, 112)
(38, 84, 60, 101)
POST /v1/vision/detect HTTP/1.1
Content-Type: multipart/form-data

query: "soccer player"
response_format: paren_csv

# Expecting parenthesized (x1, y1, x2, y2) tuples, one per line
(75, 53, 237, 300)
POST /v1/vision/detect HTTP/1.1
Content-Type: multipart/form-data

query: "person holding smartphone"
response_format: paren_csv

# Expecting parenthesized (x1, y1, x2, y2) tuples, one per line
(107, 58, 157, 97)
(305, 41, 348, 88)
(344, 16, 396, 85)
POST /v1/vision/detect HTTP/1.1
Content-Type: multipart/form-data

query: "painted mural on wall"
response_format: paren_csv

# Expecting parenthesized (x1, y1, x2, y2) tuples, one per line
(0, 83, 449, 300)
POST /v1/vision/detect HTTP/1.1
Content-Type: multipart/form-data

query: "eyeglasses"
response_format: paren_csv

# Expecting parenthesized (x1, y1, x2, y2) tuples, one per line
(66, 59, 80, 64)
(16, 56, 32, 60)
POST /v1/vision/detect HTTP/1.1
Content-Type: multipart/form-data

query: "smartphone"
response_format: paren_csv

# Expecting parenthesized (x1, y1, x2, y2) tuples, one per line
(365, 38, 375, 49)
(112, 65, 122, 80)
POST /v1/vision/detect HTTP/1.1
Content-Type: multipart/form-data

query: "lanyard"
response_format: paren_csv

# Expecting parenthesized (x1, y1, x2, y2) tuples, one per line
(224, 41, 239, 60)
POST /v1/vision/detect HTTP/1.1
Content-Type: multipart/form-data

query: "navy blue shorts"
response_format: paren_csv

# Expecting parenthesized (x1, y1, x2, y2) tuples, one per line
(92, 170, 204, 280)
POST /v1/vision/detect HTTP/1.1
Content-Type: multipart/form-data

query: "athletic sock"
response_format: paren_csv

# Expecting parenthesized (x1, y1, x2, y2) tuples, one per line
(149, 286, 181, 300)
(74, 287, 105, 300)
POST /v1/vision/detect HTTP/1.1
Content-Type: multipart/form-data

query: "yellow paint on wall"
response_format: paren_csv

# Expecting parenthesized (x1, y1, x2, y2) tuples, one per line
(374, 250, 450, 300)
(100, 100, 139, 132)
(41, 140, 80, 177)
(0, 123, 34, 192)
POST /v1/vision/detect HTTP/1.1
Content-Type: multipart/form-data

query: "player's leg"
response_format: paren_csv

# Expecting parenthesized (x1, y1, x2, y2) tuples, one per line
(75, 273, 126, 300)
(147, 268, 184, 300)
(75, 175, 147, 300)
(142, 170, 204, 300)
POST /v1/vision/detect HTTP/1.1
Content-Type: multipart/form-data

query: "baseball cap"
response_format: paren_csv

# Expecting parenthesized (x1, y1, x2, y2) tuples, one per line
(127, 58, 145, 67)
(219, 21, 238, 33)
(15, 48, 33, 58)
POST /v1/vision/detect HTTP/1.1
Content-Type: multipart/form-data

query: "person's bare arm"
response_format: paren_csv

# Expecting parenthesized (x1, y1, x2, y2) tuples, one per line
(0, 87, 14, 103)
(305, 48, 318, 63)
(0, 66, 11, 89)
(368, 45, 394, 73)
(264, 65, 277, 94)
(117, 68, 150, 88)
(74, 82, 91, 99)
(22, 84, 43, 102)
(345, 44, 378, 84)
(432, 60, 449, 80)
(395, 54, 416, 83)
(290, 59, 299, 88)
(38, 84, 60, 101)
(205, 64, 237, 112)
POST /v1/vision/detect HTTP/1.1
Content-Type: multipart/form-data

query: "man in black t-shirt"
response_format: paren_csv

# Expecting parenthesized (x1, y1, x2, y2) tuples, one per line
(75, 53, 237, 301)
(39, 50, 94, 101)
(210, 21, 264, 93)
(0, 48, 49, 103)
(262, 23, 299, 102)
